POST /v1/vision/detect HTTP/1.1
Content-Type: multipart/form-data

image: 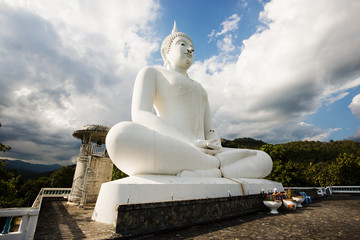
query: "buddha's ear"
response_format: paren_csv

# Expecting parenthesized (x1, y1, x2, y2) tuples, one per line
(161, 48, 168, 66)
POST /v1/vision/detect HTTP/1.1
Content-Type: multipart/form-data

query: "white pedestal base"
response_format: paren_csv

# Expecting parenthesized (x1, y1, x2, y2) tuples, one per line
(92, 174, 283, 224)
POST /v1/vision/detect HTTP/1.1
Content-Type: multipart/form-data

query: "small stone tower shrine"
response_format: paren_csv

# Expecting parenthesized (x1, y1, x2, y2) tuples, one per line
(68, 124, 113, 205)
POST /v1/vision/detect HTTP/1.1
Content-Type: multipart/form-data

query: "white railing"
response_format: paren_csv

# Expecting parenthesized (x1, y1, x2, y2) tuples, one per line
(91, 144, 106, 157)
(284, 187, 319, 190)
(79, 143, 106, 157)
(0, 188, 71, 240)
(325, 186, 360, 194)
(284, 186, 325, 196)
(0, 208, 40, 240)
(42, 188, 72, 198)
(284, 187, 326, 196)
(284, 186, 360, 196)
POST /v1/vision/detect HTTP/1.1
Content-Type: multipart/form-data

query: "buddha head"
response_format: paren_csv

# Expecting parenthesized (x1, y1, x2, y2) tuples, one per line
(161, 22, 194, 68)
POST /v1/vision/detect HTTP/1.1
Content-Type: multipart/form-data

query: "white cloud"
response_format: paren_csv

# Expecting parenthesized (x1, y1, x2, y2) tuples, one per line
(216, 14, 241, 37)
(1, 0, 360, 167)
(208, 29, 216, 42)
(238, 0, 248, 9)
(267, 121, 341, 143)
(348, 126, 360, 141)
(0, 0, 160, 164)
(349, 94, 360, 118)
(191, 0, 360, 142)
(303, 128, 341, 142)
(217, 34, 236, 52)
(325, 92, 349, 105)
(208, 14, 241, 46)
(322, 78, 360, 97)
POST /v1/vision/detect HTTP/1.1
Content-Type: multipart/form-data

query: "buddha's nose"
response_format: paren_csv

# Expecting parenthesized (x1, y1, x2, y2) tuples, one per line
(187, 47, 194, 53)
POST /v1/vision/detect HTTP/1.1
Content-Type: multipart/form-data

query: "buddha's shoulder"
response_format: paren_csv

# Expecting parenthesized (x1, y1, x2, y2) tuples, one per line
(138, 66, 165, 75)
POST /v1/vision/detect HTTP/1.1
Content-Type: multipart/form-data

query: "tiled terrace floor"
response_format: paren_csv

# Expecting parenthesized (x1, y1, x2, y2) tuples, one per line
(34, 195, 360, 239)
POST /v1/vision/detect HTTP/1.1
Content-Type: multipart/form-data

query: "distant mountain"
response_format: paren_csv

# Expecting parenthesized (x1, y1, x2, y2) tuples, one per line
(4, 159, 62, 175)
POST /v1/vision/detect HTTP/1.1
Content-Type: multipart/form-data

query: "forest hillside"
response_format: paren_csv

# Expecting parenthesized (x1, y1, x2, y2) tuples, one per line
(1, 136, 359, 208)
(222, 138, 360, 187)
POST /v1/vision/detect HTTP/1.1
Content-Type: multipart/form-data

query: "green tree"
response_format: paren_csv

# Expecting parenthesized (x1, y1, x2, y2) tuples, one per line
(307, 161, 331, 187)
(0, 123, 11, 153)
(18, 166, 75, 206)
(259, 140, 360, 187)
(19, 177, 51, 206)
(112, 166, 128, 180)
(0, 124, 21, 207)
(0, 162, 23, 207)
(305, 153, 360, 186)
(49, 165, 75, 187)
(260, 144, 286, 160)
(327, 153, 360, 185)
(221, 137, 266, 149)
(260, 144, 308, 186)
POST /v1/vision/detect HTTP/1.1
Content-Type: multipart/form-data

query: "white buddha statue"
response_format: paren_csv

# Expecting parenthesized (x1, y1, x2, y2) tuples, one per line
(106, 23, 272, 178)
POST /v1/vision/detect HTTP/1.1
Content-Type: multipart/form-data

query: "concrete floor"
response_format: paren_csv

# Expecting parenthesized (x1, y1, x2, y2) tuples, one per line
(34, 195, 360, 240)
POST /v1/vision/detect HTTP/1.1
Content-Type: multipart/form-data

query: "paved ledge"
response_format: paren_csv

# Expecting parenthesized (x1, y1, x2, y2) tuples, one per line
(149, 195, 360, 240)
(34, 198, 114, 240)
(34, 195, 360, 239)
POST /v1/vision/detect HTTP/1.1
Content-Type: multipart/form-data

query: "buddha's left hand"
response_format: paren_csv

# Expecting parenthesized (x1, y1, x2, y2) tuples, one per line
(194, 138, 222, 155)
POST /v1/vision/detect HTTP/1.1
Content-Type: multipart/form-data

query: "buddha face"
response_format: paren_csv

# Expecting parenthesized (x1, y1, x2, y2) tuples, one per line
(166, 36, 194, 70)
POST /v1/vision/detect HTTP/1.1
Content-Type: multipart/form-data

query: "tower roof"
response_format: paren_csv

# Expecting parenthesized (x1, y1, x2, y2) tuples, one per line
(72, 124, 110, 143)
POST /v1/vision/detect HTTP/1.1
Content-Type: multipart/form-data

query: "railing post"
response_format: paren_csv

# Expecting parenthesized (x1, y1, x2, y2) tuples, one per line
(18, 214, 29, 234)
(25, 214, 39, 240)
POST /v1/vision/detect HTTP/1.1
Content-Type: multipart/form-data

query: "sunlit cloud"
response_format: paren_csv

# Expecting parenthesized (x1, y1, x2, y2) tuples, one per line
(216, 14, 241, 37)
(325, 92, 349, 106)
(303, 128, 341, 142)
(0, 0, 160, 164)
(348, 127, 360, 141)
(208, 13, 241, 50)
(1, 0, 359, 166)
(349, 94, 360, 118)
(191, 0, 360, 143)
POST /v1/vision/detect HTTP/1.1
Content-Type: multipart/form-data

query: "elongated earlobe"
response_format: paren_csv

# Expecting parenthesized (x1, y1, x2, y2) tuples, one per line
(161, 48, 169, 66)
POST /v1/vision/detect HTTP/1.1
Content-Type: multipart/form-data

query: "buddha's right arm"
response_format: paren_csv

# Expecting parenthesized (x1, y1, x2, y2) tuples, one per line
(131, 67, 191, 143)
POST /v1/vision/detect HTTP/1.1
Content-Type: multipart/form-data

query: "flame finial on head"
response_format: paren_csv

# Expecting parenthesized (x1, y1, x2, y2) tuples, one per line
(172, 21, 178, 34)
(161, 21, 193, 65)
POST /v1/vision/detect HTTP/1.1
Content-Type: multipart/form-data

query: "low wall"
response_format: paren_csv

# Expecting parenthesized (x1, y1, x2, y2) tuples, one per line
(115, 194, 265, 238)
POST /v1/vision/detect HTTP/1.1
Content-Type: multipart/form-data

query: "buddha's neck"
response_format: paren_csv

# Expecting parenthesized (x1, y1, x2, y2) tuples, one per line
(166, 65, 188, 76)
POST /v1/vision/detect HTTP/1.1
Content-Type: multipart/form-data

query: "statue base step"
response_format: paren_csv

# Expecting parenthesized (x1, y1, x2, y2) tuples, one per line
(92, 175, 283, 224)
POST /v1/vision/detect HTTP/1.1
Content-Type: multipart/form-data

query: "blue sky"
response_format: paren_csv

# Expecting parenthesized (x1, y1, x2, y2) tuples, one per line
(0, 0, 359, 165)
(155, 0, 268, 62)
(306, 85, 360, 140)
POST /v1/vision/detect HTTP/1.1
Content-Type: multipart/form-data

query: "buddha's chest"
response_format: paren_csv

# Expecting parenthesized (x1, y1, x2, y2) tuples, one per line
(156, 73, 203, 100)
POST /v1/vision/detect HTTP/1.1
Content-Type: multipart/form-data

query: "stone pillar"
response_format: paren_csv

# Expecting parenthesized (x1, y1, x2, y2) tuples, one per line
(83, 157, 113, 203)
(68, 125, 112, 205)
(68, 155, 90, 203)
(68, 152, 113, 204)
